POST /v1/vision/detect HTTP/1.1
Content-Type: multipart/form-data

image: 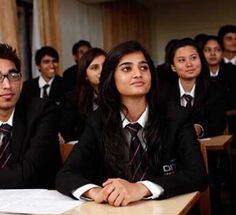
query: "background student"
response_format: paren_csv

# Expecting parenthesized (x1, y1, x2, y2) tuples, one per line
(63, 40, 91, 92)
(59, 48, 106, 143)
(21, 46, 65, 107)
(162, 38, 226, 138)
(163, 37, 228, 214)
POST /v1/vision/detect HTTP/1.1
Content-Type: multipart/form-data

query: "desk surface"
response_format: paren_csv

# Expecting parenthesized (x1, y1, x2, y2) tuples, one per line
(64, 191, 200, 215)
(199, 135, 233, 150)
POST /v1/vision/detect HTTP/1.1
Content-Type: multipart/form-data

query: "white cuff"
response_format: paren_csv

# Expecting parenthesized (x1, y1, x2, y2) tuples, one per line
(138, 180, 164, 199)
(72, 184, 100, 201)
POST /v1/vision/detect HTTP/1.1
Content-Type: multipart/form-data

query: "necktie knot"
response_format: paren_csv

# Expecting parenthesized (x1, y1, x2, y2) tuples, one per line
(0, 124, 12, 136)
(126, 123, 141, 137)
(183, 94, 193, 108)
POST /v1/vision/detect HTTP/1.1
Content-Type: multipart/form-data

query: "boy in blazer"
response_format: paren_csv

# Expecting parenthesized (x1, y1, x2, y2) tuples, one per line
(21, 46, 65, 106)
(0, 43, 61, 188)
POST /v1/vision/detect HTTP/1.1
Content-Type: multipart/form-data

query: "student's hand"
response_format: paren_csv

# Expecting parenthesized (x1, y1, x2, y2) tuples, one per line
(83, 187, 110, 203)
(194, 124, 203, 138)
(102, 178, 151, 207)
(58, 132, 65, 144)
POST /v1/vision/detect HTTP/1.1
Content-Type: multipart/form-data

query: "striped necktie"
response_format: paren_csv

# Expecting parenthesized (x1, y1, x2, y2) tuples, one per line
(0, 124, 12, 168)
(126, 123, 148, 182)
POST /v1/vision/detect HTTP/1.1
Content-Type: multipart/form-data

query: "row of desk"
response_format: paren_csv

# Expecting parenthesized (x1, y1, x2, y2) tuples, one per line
(66, 135, 233, 215)
(0, 135, 232, 215)
(65, 191, 200, 215)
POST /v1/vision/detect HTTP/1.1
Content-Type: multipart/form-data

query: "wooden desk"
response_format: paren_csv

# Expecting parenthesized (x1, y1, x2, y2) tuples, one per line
(199, 135, 233, 150)
(64, 191, 200, 215)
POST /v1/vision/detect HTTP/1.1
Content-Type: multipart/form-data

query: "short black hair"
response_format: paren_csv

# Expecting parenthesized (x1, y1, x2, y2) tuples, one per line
(0, 43, 21, 73)
(72, 40, 91, 55)
(35, 46, 59, 65)
(218, 25, 236, 49)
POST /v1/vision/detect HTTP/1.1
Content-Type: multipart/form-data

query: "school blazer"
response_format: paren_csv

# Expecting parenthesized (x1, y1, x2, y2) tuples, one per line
(21, 75, 65, 106)
(56, 106, 208, 199)
(0, 98, 61, 188)
(159, 79, 226, 138)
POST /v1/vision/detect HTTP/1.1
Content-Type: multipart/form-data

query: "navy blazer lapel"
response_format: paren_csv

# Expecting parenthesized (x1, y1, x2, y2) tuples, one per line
(171, 81, 181, 104)
(11, 106, 26, 162)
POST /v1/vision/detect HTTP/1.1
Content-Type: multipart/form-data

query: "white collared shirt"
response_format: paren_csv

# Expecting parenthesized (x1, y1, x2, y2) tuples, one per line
(38, 75, 54, 98)
(72, 106, 164, 200)
(178, 79, 195, 107)
(210, 68, 220, 77)
(121, 106, 148, 150)
(224, 55, 236, 65)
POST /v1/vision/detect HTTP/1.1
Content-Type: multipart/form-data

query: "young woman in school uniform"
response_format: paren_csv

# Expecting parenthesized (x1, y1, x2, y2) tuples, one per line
(56, 40, 207, 206)
(59, 48, 107, 142)
(162, 38, 226, 138)
(163, 38, 228, 214)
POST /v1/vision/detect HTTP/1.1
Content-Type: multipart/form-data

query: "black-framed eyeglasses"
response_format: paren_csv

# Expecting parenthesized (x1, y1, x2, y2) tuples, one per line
(0, 70, 21, 83)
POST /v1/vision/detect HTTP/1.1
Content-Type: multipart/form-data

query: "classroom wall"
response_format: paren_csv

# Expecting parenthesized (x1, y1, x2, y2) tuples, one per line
(59, 0, 236, 69)
(149, 0, 236, 66)
(59, 0, 103, 71)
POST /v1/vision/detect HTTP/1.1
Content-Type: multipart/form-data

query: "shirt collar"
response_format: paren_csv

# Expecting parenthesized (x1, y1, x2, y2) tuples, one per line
(38, 75, 54, 88)
(121, 106, 149, 128)
(0, 109, 15, 126)
(224, 55, 236, 65)
(178, 78, 195, 98)
(210, 67, 220, 77)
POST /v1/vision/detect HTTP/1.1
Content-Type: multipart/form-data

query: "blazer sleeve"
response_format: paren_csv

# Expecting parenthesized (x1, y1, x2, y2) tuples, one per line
(56, 114, 102, 196)
(147, 112, 208, 199)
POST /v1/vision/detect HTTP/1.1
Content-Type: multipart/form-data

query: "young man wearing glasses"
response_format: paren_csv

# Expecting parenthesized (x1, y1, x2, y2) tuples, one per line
(0, 43, 61, 189)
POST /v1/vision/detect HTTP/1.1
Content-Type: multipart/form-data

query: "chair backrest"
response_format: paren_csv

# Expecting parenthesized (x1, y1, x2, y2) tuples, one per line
(59, 143, 75, 163)
(198, 143, 211, 215)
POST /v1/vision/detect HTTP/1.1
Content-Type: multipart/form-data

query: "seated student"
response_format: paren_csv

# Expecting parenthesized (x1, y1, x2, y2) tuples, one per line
(21, 46, 65, 106)
(59, 48, 107, 142)
(218, 25, 236, 66)
(56, 41, 207, 206)
(0, 43, 61, 188)
(162, 38, 226, 138)
(63, 40, 92, 92)
(202, 35, 229, 84)
(163, 38, 228, 214)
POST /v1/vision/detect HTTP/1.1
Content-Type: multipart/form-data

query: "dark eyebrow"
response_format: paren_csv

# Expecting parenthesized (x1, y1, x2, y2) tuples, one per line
(119, 60, 148, 67)
(118, 62, 132, 67)
(9, 69, 19, 73)
(139, 60, 148, 65)
(0, 69, 18, 75)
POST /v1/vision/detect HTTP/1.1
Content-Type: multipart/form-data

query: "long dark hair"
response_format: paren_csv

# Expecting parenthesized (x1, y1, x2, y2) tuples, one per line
(99, 41, 162, 178)
(76, 48, 106, 120)
(165, 38, 210, 103)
